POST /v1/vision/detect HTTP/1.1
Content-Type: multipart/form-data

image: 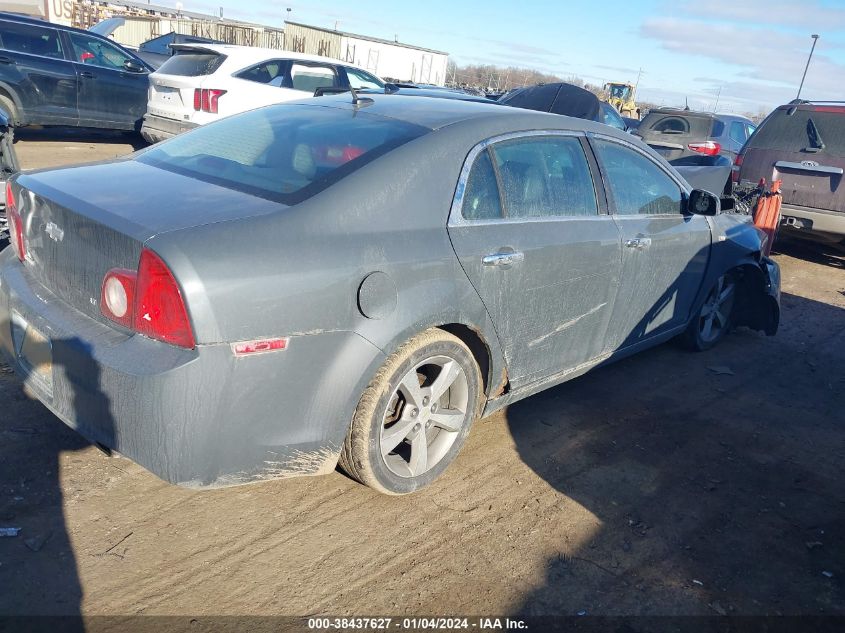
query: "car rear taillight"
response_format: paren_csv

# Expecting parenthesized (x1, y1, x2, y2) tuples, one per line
(100, 249, 195, 349)
(732, 153, 744, 184)
(193, 88, 226, 114)
(688, 141, 721, 156)
(5, 182, 25, 262)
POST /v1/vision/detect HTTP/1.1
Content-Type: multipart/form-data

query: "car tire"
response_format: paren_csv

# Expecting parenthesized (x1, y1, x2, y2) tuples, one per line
(339, 329, 483, 495)
(683, 272, 737, 351)
(0, 95, 19, 128)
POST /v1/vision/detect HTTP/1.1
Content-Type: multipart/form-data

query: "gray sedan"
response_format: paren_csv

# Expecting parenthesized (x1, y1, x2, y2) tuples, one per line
(0, 95, 780, 495)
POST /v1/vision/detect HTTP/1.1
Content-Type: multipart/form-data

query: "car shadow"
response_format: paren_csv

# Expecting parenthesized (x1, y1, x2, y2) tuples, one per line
(505, 291, 845, 616)
(14, 127, 148, 152)
(773, 236, 845, 269)
(1, 317, 116, 629)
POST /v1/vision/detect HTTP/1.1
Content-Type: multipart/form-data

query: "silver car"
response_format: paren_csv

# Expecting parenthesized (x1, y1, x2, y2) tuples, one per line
(0, 95, 780, 495)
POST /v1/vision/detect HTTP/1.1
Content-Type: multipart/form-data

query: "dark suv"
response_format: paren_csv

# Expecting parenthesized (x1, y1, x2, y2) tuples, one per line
(0, 12, 152, 130)
(636, 108, 756, 163)
(735, 101, 845, 245)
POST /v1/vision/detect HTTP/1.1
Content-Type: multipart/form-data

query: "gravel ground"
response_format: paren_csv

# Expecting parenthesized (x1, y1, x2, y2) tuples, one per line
(1, 130, 843, 619)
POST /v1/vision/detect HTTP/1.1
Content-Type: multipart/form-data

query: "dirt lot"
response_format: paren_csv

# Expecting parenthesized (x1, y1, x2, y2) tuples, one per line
(1, 131, 844, 619)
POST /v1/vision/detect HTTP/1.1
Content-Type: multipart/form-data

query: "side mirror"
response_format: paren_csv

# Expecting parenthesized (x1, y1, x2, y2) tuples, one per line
(123, 59, 145, 73)
(687, 189, 721, 216)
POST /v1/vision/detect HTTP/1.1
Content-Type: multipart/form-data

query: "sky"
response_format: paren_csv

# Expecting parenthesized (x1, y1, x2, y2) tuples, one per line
(165, 0, 845, 114)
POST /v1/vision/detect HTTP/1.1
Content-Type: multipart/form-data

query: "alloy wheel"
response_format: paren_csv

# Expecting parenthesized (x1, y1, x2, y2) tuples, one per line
(380, 355, 470, 478)
(698, 275, 736, 344)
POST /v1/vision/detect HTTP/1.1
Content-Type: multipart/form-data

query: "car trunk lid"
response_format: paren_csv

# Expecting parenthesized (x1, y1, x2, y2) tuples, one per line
(12, 159, 281, 323)
(739, 106, 845, 213)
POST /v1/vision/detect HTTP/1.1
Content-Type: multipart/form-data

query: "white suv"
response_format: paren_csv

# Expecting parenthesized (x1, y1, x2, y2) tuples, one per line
(141, 44, 385, 143)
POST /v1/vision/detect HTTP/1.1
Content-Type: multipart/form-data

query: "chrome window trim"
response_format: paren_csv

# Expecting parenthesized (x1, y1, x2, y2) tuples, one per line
(448, 129, 602, 227)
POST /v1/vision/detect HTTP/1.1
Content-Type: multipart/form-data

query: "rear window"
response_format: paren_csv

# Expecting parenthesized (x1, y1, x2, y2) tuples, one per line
(157, 51, 226, 76)
(137, 104, 429, 204)
(748, 108, 845, 154)
(639, 113, 713, 139)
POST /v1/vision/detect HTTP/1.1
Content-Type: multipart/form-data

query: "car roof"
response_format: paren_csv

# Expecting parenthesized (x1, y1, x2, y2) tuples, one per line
(645, 108, 753, 124)
(171, 42, 355, 67)
(298, 93, 633, 137)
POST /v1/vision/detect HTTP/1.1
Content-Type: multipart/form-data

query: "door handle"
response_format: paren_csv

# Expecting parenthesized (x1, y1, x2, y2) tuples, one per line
(80, 71, 95, 79)
(625, 237, 652, 250)
(482, 251, 525, 267)
(0, 56, 15, 65)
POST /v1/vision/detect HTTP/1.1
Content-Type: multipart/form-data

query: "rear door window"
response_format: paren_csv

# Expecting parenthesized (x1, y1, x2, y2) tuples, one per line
(137, 104, 428, 204)
(490, 136, 598, 218)
(290, 63, 338, 93)
(593, 139, 682, 215)
(0, 22, 64, 59)
(157, 51, 226, 76)
(461, 149, 502, 220)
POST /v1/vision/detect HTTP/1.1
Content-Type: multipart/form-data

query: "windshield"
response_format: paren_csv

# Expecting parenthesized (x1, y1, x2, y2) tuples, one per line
(610, 85, 630, 99)
(137, 105, 429, 203)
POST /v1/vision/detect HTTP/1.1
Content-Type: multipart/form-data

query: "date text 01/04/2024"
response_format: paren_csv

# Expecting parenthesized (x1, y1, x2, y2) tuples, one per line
(306, 617, 529, 630)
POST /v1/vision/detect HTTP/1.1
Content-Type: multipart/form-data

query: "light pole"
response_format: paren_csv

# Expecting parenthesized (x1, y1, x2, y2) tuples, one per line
(797, 34, 820, 100)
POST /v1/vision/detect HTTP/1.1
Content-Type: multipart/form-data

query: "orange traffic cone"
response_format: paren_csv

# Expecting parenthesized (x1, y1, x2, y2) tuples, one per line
(753, 179, 782, 257)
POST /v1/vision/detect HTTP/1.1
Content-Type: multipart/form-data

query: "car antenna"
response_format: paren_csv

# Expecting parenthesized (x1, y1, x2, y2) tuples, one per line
(684, 97, 690, 111)
(349, 86, 373, 107)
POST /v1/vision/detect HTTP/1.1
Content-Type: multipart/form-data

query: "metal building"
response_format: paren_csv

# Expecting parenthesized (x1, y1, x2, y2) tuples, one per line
(34, 1, 284, 50)
(284, 22, 449, 86)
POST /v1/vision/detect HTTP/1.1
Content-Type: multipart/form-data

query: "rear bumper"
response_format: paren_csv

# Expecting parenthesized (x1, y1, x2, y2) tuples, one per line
(140, 114, 197, 143)
(780, 204, 845, 240)
(0, 250, 384, 487)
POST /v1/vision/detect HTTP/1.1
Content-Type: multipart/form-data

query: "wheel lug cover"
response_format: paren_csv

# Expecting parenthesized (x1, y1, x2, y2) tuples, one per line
(410, 408, 418, 418)
(430, 404, 437, 413)
(422, 396, 430, 406)
(413, 423, 421, 432)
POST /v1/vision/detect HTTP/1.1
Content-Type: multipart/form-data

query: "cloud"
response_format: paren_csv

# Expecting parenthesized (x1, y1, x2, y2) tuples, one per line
(595, 64, 642, 77)
(639, 16, 845, 107)
(672, 0, 845, 30)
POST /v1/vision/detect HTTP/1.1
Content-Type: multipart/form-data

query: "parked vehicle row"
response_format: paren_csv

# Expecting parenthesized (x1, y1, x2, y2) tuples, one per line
(0, 94, 780, 494)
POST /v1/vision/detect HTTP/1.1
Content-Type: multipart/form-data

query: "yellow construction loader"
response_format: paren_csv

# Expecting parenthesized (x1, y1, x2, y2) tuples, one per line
(603, 82, 637, 118)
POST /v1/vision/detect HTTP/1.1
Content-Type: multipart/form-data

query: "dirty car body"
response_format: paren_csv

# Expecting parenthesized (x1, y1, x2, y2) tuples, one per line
(0, 95, 780, 490)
